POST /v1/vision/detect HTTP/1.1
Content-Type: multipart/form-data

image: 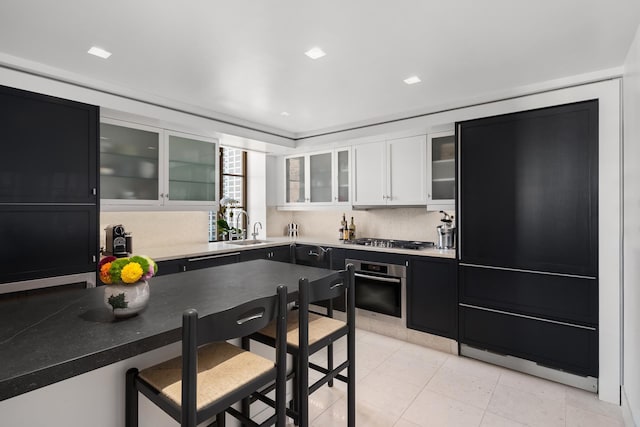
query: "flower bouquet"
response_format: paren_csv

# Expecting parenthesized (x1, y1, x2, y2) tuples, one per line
(98, 255, 158, 317)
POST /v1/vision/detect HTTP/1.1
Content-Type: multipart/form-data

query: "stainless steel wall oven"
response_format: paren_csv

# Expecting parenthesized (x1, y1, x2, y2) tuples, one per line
(346, 258, 406, 320)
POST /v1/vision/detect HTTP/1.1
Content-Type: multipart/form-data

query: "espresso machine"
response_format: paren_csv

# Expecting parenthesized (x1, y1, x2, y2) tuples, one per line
(436, 211, 456, 249)
(104, 224, 133, 257)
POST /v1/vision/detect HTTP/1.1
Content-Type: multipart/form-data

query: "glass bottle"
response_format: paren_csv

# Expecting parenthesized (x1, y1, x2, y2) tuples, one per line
(349, 217, 356, 240)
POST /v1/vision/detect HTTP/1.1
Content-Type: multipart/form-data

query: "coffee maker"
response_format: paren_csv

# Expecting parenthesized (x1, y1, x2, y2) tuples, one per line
(104, 224, 132, 257)
(436, 211, 456, 249)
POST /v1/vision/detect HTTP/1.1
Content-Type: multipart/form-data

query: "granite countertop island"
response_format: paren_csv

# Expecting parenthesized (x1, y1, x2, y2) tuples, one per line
(0, 259, 335, 402)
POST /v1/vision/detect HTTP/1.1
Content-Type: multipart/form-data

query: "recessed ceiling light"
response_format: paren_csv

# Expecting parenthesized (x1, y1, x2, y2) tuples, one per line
(305, 47, 326, 59)
(88, 46, 112, 59)
(280, 111, 290, 117)
(403, 75, 421, 85)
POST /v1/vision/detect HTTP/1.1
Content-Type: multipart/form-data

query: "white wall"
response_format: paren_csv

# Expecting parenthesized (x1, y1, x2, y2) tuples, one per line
(246, 150, 268, 239)
(623, 24, 640, 426)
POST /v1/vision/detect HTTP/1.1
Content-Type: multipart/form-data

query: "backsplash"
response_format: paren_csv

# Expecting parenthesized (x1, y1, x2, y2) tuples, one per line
(100, 211, 209, 251)
(266, 207, 454, 243)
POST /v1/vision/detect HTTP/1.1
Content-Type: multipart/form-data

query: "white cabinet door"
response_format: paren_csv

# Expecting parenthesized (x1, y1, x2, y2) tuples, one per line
(334, 148, 351, 204)
(309, 151, 333, 203)
(284, 149, 351, 207)
(165, 131, 219, 207)
(387, 135, 427, 205)
(353, 141, 386, 206)
(427, 131, 456, 210)
(100, 119, 164, 207)
(285, 155, 307, 204)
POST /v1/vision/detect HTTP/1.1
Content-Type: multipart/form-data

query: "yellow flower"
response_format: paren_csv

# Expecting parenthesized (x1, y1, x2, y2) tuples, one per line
(120, 262, 143, 284)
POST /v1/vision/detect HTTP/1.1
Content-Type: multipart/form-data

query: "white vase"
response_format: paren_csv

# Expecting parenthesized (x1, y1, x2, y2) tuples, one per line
(104, 280, 149, 318)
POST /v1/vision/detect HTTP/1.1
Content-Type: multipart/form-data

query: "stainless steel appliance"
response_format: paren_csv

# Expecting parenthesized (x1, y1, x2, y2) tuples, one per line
(436, 211, 456, 249)
(346, 258, 406, 321)
(104, 224, 132, 257)
(344, 237, 434, 250)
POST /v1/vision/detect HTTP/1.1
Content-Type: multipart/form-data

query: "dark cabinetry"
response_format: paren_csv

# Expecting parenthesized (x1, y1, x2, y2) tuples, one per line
(457, 100, 599, 378)
(266, 245, 294, 262)
(459, 101, 598, 276)
(407, 257, 457, 339)
(155, 259, 187, 276)
(239, 245, 293, 262)
(0, 85, 98, 285)
(185, 252, 241, 270)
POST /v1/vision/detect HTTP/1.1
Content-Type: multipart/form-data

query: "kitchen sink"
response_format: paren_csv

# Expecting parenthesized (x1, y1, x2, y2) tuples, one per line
(227, 239, 270, 246)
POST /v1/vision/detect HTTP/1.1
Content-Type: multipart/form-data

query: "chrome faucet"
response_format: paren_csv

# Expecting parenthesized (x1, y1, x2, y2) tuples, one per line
(235, 210, 249, 240)
(251, 221, 263, 240)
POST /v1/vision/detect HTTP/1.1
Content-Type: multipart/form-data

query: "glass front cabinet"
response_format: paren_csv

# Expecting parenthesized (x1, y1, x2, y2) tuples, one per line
(427, 131, 455, 210)
(100, 119, 218, 209)
(284, 148, 350, 206)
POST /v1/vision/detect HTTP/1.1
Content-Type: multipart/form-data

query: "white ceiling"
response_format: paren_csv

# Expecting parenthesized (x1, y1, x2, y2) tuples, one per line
(1, 0, 639, 139)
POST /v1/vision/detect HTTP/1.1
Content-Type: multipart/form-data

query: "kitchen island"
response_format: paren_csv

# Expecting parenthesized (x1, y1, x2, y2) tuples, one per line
(0, 259, 337, 426)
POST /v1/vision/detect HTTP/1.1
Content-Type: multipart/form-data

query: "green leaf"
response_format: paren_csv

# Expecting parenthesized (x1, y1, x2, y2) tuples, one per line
(108, 293, 128, 310)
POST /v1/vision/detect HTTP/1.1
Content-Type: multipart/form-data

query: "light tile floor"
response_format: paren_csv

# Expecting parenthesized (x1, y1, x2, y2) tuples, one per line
(300, 329, 624, 427)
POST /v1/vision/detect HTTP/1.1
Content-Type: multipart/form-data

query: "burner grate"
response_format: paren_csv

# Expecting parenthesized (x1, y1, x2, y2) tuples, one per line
(345, 238, 434, 250)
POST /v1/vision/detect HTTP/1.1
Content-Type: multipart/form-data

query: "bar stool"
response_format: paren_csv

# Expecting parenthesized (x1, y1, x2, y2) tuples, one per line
(251, 264, 356, 427)
(125, 285, 288, 427)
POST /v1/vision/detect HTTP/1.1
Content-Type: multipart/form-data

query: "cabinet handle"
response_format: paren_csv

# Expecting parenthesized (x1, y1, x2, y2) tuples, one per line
(188, 252, 241, 262)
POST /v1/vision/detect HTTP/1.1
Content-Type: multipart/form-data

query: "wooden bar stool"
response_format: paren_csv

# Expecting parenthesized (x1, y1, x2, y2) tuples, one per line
(251, 264, 356, 427)
(125, 285, 288, 427)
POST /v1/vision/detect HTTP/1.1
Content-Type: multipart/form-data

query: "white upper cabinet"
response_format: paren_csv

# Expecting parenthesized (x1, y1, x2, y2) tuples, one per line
(426, 131, 455, 210)
(100, 118, 218, 210)
(353, 141, 386, 205)
(353, 135, 427, 206)
(284, 148, 350, 207)
(165, 130, 219, 207)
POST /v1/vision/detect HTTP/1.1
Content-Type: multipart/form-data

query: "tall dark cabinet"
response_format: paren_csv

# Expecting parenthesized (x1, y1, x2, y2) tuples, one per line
(457, 100, 599, 383)
(0, 85, 98, 287)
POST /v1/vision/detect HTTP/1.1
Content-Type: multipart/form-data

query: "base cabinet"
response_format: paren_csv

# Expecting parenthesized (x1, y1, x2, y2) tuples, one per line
(155, 259, 187, 276)
(459, 305, 598, 377)
(185, 252, 241, 270)
(407, 257, 457, 339)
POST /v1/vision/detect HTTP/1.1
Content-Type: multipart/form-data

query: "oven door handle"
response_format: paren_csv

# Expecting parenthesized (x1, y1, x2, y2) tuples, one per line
(354, 272, 402, 284)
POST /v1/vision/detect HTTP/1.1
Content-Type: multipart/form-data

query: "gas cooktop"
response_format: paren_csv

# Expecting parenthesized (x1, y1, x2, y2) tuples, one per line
(344, 238, 435, 250)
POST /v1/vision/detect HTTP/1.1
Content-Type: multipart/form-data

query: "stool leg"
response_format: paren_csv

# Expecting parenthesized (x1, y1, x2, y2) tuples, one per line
(347, 333, 356, 427)
(291, 354, 299, 426)
(216, 412, 226, 427)
(327, 343, 334, 387)
(125, 368, 139, 427)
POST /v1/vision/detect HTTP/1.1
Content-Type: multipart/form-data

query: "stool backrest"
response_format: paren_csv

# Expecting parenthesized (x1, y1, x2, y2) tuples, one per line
(302, 263, 353, 305)
(181, 285, 288, 425)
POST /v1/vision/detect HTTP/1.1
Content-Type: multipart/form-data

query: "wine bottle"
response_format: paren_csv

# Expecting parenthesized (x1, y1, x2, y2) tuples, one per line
(349, 216, 356, 240)
(340, 213, 348, 241)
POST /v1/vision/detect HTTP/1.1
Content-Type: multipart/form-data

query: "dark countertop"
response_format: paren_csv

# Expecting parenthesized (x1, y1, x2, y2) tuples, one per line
(0, 259, 334, 402)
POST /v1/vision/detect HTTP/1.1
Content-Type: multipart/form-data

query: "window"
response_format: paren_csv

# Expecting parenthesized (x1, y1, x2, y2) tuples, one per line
(210, 147, 247, 241)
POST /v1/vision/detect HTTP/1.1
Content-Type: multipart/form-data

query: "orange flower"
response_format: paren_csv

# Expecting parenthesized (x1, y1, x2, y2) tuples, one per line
(100, 262, 113, 284)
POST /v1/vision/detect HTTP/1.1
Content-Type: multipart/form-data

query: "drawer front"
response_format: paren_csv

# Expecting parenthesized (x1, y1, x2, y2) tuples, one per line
(186, 252, 240, 270)
(459, 305, 598, 377)
(459, 265, 597, 326)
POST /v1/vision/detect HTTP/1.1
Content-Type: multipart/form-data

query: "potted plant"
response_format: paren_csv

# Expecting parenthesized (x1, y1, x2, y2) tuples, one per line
(98, 255, 158, 318)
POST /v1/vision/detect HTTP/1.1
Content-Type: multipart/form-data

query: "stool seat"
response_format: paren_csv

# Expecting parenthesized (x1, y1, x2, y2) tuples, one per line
(260, 312, 346, 349)
(138, 342, 274, 410)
